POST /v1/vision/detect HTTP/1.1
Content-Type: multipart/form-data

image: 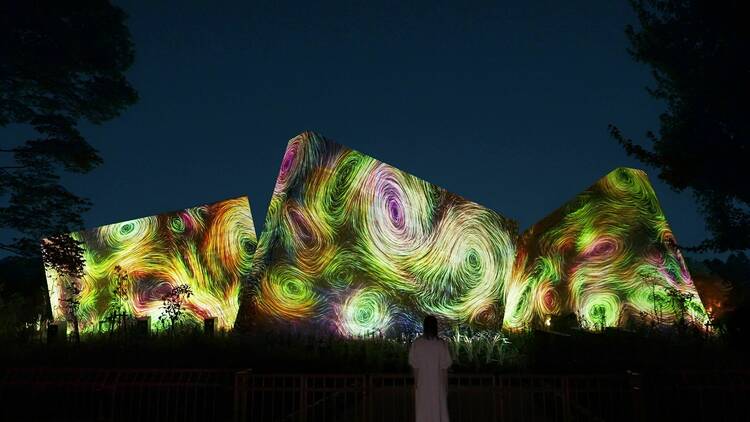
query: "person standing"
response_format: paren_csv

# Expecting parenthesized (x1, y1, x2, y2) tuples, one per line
(408, 315, 452, 422)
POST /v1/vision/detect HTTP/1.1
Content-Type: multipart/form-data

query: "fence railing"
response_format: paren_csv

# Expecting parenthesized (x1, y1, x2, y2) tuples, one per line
(234, 371, 750, 422)
(639, 370, 750, 420)
(0, 368, 234, 422)
(2, 369, 748, 422)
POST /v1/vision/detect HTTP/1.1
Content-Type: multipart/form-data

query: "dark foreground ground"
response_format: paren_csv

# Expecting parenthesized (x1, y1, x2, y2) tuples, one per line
(1, 327, 748, 421)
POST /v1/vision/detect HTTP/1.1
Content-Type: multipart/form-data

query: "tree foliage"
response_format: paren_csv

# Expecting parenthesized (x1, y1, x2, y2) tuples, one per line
(703, 253, 750, 346)
(610, 0, 749, 252)
(0, 256, 49, 330)
(40, 233, 85, 279)
(0, 0, 138, 257)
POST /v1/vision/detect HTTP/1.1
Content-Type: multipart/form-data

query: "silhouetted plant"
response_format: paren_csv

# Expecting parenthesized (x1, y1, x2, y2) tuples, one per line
(449, 329, 518, 369)
(665, 285, 695, 328)
(159, 284, 193, 336)
(643, 275, 668, 327)
(591, 305, 607, 331)
(112, 266, 129, 304)
(104, 265, 131, 334)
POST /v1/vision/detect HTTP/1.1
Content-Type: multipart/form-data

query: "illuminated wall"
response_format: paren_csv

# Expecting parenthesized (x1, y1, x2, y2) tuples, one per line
(44, 197, 257, 332)
(504, 168, 708, 330)
(250, 132, 518, 336)
(45, 132, 707, 336)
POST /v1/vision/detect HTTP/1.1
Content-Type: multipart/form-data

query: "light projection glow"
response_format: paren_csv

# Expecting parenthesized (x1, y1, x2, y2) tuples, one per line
(44, 197, 257, 333)
(504, 168, 708, 330)
(43, 132, 707, 336)
(250, 132, 518, 336)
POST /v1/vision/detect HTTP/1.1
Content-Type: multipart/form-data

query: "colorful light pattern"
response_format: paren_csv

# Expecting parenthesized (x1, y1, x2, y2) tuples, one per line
(250, 132, 518, 336)
(43, 131, 708, 336)
(504, 168, 708, 330)
(44, 197, 257, 333)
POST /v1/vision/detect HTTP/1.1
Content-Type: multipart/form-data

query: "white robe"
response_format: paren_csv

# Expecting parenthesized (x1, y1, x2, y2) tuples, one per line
(408, 336, 452, 422)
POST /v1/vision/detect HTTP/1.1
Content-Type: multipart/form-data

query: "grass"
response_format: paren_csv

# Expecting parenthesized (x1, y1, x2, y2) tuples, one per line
(1, 319, 741, 374)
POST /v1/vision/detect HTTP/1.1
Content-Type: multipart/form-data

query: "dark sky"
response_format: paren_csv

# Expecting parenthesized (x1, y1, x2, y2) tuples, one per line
(5, 1, 710, 253)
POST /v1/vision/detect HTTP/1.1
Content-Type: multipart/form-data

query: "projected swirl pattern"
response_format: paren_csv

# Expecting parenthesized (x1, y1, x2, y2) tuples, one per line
(43, 131, 709, 335)
(252, 132, 518, 336)
(44, 197, 257, 333)
(504, 168, 708, 330)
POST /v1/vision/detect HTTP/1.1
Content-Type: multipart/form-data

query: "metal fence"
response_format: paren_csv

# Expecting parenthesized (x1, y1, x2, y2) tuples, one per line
(639, 371, 750, 420)
(2, 369, 748, 421)
(234, 371, 750, 422)
(0, 368, 234, 422)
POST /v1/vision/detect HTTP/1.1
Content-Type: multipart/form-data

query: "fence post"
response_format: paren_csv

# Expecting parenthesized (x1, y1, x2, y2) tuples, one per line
(234, 370, 250, 422)
(300, 375, 307, 422)
(492, 374, 498, 421)
(562, 376, 571, 422)
(107, 383, 117, 422)
(106, 369, 122, 422)
(364, 375, 370, 422)
(233, 371, 241, 422)
(627, 370, 644, 421)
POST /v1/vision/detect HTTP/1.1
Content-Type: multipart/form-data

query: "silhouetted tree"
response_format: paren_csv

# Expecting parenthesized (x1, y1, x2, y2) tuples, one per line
(609, 0, 749, 252)
(0, 0, 138, 259)
(40, 234, 86, 279)
(40, 233, 86, 343)
(0, 256, 49, 339)
(704, 253, 750, 292)
(0, 283, 26, 339)
(703, 253, 750, 346)
(62, 280, 82, 344)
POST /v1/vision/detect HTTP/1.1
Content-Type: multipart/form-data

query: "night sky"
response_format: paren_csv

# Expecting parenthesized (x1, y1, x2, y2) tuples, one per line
(4, 1, 709, 253)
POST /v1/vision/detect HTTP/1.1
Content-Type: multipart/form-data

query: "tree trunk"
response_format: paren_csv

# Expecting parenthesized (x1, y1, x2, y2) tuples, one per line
(73, 314, 80, 344)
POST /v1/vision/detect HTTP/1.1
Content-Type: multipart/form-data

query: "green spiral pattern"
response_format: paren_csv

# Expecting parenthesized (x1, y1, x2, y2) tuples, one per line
(44, 197, 257, 334)
(338, 288, 393, 336)
(253, 132, 518, 336)
(506, 167, 708, 330)
(44, 131, 710, 336)
(258, 263, 320, 320)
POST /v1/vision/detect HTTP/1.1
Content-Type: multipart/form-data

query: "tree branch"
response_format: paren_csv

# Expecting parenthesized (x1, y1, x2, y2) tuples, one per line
(0, 244, 22, 255)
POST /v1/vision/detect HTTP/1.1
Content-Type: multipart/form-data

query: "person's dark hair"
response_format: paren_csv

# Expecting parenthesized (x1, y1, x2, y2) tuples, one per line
(423, 315, 438, 339)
